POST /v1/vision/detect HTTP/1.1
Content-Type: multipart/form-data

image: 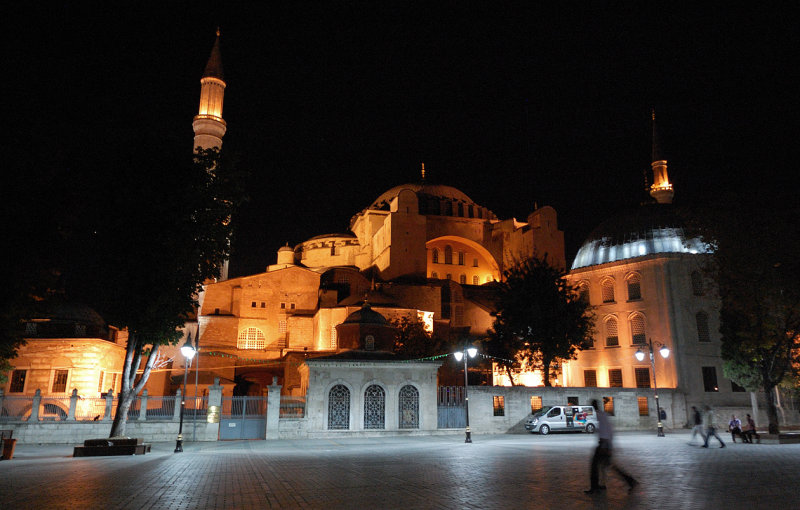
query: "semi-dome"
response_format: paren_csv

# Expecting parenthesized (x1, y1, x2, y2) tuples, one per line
(571, 204, 711, 270)
(370, 183, 477, 210)
(342, 303, 389, 325)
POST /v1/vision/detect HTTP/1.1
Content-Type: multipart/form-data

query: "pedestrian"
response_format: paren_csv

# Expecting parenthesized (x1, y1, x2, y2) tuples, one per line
(728, 415, 743, 443)
(689, 406, 705, 445)
(585, 398, 638, 495)
(742, 414, 760, 444)
(702, 405, 725, 448)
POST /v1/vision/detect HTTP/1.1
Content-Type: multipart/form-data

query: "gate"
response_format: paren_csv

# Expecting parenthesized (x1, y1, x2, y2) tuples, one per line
(219, 396, 268, 440)
(437, 386, 466, 429)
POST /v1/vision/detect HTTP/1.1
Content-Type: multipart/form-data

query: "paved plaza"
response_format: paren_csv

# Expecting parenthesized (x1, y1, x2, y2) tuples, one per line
(1, 431, 797, 509)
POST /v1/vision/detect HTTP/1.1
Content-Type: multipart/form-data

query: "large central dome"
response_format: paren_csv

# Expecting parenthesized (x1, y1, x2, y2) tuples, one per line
(369, 183, 478, 210)
(571, 203, 711, 270)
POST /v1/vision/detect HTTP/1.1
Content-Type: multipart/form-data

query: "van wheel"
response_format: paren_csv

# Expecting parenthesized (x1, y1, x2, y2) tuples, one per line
(539, 424, 550, 435)
(585, 423, 596, 434)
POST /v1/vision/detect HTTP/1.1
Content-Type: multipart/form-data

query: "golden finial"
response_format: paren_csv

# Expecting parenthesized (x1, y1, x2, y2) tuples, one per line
(216, 27, 221, 38)
(421, 162, 425, 181)
(651, 108, 655, 121)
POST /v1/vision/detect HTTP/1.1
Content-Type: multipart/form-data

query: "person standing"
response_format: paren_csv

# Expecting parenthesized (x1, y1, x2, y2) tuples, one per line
(702, 405, 725, 448)
(585, 399, 637, 494)
(689, 406, 705, 445)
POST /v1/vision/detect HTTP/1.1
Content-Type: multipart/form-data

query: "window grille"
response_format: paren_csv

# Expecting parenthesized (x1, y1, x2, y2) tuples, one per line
(637, 396, 649, 416)
(364, 385, 386, 429)
(365, 335, 375, 351)
(635, 367, 651, 388)
(237, 327, 266, 349)
(399, 385, 419, 429)
(630, 315, 646, 344)
(601, 279, 615, 303)
(493, 396, 505, 416)
(608, 369, 623, 387)
(25, 322, 37, 335)
(691, 271, 704, 296)
(458, 252, 465, 265)
(10, 370, 26, 392)
(584, 369, 597, 387)
(627, 274, 642, 300)
(432, 249, 439, 264)
(460, 274, 466, 284)
(530, 396, 543, 413)
(52, 369, 69, 393)
(603, 397, 614, 416)
(278, 320, 287, 333)
(444, 246, 453, 264)
(605, 317, 619, 347)
(328, 384, 350, 429)
(696, 311, 710, 342)
(330, 326, 337, 349)
(473, 276, 479, 285)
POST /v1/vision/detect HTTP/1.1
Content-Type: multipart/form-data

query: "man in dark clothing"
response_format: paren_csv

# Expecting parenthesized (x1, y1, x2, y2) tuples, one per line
(689, 406, 705, 445)
(585, 399, 637, 495)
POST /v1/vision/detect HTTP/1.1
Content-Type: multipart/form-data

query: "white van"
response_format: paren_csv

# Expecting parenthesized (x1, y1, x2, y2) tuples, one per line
(524, 405, 598, 435)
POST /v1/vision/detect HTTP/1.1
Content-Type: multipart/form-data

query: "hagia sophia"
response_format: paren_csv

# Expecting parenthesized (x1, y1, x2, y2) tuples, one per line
(4, 32, 760, 427)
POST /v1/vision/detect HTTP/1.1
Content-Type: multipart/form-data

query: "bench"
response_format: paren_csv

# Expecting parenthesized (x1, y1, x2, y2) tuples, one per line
(73, 437, 152, 457)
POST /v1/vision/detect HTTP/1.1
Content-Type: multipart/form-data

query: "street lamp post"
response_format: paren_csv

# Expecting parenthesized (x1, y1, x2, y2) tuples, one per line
(174, 335, 197, 453)
(453, 344, 478, 443)
(635, 338, 670, 437)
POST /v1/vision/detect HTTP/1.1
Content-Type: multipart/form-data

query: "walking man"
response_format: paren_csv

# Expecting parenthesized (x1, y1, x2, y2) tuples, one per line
(689, 406, 705, 445)
(585, 399, 637, 494)
(702, 405, 725, 448)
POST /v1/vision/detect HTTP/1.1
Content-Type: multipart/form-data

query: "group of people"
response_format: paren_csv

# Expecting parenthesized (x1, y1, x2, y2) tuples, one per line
(585, 401, 762, 496)
(690, 405, 760, 447)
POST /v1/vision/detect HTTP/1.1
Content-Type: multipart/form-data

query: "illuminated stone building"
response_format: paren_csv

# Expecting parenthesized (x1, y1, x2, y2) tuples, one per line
(561, 116, 750, 417)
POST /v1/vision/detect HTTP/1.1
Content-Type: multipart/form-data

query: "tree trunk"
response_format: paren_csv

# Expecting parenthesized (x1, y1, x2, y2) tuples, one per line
(763, 381, 780, 434)
(108, 334, 160, 438)
(109, 392, 135, 437)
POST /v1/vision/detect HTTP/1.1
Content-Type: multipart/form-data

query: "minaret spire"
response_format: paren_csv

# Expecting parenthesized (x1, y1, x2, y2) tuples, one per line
(193, 30, 227, 151)
(649, 109, 674, 204)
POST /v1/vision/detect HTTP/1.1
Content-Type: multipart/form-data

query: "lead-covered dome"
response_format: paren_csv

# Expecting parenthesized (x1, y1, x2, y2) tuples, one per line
(571, 204, 711, 270)
(370, 183, 477, 209)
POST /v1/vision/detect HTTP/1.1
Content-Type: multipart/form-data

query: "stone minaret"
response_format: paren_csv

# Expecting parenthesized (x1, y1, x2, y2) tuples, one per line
(193, 30, 226, 151)
(649, 109, 674, 204)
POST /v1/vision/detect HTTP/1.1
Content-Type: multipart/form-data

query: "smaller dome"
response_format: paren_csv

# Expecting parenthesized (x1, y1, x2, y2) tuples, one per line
(343, 303, 388, 325)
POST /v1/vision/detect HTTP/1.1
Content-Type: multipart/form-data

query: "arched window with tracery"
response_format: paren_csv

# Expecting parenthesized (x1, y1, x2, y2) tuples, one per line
(237, 327, 266, 349)
(328, 384, 350, 430)
(364, 384, 385, 429)
(696, 311, 710, 342)
(398, 385, 419, 429)
(601, 279, 615, 303)
(627, 273, 642, 301)
(605, 317, 619, 347)
(630, 314, 646, 345)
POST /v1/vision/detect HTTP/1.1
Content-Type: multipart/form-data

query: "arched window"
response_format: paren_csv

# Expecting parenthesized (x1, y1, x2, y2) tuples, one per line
(696, 311, 710, 342)
(691, 271, 704, 296)
(459, 274, 466, 284)
(399, 385, 419, 429)
(605, 317, 619, 347)
(627, 273, 642, 301)
(432, 248, 439, 264)
(444, 245, 453, 264)
(473, 275, 479, 285)
(578, 281, 590, 304)
(328, 384, 350, 430)
(237, 327, 266, 349)
(364, 384, 385, 429)
(458, 251, 465, 265)
(365, 334, 375, 351)
(601, 279, 615, 303)
(446, 273, 452, 281)
(630, 314, 646, 345)
(431, 271, 438, 279)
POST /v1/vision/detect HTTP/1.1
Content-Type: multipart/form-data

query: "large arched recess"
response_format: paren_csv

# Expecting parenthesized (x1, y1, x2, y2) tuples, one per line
(426, 236, 501, 284)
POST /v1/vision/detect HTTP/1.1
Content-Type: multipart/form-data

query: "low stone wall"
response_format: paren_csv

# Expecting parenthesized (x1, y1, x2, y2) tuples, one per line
(2, 419, 220, 444)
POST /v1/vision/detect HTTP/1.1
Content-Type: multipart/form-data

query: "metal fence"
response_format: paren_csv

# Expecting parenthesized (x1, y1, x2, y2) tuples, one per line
(0, 394, 197, 421)
(279, 396, 306, 419)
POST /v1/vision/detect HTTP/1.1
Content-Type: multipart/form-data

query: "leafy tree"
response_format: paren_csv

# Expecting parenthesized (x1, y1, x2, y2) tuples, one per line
(391, 316, 449, 358)
(485, 257, 595, 386)
(66, 143, 245, 437)
(699, 202, 800, 434)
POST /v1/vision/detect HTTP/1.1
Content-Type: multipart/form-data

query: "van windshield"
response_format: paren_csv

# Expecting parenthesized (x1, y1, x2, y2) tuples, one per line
(533, 406, 552, 417)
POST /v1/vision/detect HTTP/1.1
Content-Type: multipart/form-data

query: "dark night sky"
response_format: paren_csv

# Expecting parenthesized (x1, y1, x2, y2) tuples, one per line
(8, 3, 799, 277)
